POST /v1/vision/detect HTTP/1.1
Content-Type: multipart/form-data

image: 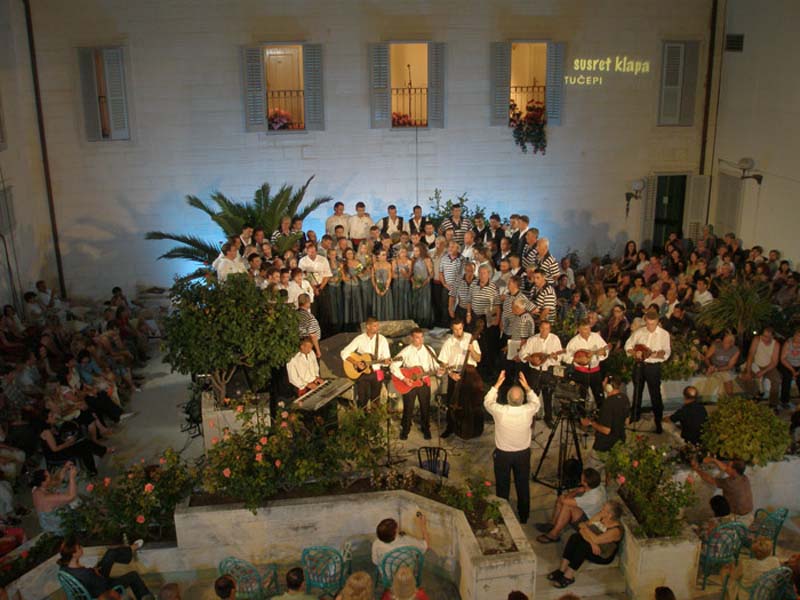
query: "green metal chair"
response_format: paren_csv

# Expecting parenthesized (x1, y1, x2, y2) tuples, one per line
(379, 545, 425, 589)
(744, 566, 794, 600)
(748, 508, 789, 555)
(301, 545, 347, 597)
(218, 556, 279, 599)
(700, 522, 744, 590)
(57, 570, 126, 600)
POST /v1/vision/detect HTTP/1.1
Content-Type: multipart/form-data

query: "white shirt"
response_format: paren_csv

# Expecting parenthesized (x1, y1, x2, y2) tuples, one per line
(462, 244, 475, 261)
(624, 325, 672, 364)
(519, 333, 563, 370)
(377, 216, 408, 235)
(287, 351, 320, 390)
(287, 280, 315, 307)
(390, 344, 438, 380)
(325, 213, 350, 237)
(438, 334, 480, 369)
(483, 386, 540, 452)
(216, 257, 247, 282)
(694, 289, 713, 306)
(371, 535, 427, 566)
(564, 332, 610, 369)
(348, 214, 374, 239)
(340, 332, 391, 362)
(298, 255, 333, 286)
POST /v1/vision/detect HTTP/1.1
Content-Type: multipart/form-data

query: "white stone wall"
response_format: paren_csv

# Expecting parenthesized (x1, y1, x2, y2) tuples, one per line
(20, 0, 711, 296)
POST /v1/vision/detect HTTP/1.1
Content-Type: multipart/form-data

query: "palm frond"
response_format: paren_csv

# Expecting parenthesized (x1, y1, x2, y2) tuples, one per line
(273, 232, 303, 254)
(145, 232, 220, 264)
(254, 183, 271, 214)
(175, 266, 214, 284)
(297, 195, 333, 220)
(185, 195, 219, 219)
(286, 176, 314, 217)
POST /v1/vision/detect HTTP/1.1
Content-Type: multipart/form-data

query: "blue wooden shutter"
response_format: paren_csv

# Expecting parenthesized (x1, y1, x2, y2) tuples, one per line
(78, 48, 102, 141)
(489, 42, 511, 126)
(685, 175, 710, 240)
(369, 43, 390, 129)
(659, 42, 684, 125)
(102, 47, 130, 140)
(242, 45, 266, 132)
(303, 43, 324, 131)
(546, 41, 566, 126)
(678, 41, 700, 126)
(427, 42, 445, 128)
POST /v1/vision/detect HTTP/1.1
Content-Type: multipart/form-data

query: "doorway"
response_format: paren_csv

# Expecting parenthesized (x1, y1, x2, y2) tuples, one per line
(651, 174, 687, 251)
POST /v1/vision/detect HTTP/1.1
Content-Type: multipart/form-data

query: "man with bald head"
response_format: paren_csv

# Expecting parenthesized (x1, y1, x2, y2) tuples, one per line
(484, 370, 540, 524)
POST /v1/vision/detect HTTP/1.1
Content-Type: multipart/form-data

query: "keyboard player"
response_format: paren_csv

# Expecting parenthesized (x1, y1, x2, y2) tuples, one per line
(287, 337, 325, 396)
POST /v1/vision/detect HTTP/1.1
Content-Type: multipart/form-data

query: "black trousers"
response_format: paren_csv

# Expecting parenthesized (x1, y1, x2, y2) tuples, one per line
(97, 546, 151, 600)
(401, 385, 431, 435)
(85, 390, 122, 425)
(563, 532, 616, 571)
(355, 371, 383, 407)
(493, 447, 531, 523)
(570, 368, 604, 409)
(478, 324, 500, 378)
(523, 366, 554, 422)
(631, 362, 663, 424)
(780, 364, 800, 404)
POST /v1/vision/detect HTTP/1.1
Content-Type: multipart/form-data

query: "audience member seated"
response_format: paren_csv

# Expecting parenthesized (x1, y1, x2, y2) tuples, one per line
(214, 574, 237, 599)
(37, 408, 109, 475)
(274, 567, 316, 599)
(780, 328, 800, 408)
(665, 386, 707, 446)
(31, 463, 77, 534)
(691, 457, 754, 524)
(703, 331, 740, 397)
(535, 468, 606, 543)
(335, 571, 373, 600)
(727, 537, 781, 598)
(381, 565, 429, 600)
(58, 536, 151, 600)
(738, 327, 781, 408)
(580, 376, 629, 464)
(547, 501, 624, 589)
(694, 495, 733, 542)
(371, 513, 430, 566)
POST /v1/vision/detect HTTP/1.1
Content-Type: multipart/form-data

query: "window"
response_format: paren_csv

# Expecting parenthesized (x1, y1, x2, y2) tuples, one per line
(78, 47, 130, 141)
(368, 42, 445, 129)
(490, 41, 566, 126)
(242, 43, 324, 132)
(658, 41, 700, 126)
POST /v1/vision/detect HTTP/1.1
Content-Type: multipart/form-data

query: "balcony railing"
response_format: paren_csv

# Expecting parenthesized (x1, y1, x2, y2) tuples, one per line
(391, 87, 428, 127)
(510, 85, 547, 112)
(267, 89, 305, 130)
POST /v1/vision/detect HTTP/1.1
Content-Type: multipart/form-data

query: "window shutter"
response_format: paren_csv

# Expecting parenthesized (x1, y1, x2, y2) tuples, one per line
(368, 43, 390, 129)
(78, 48, 102, 142)
(659, 41, 699, 126)
(678, 41, 700, 126)
(715, 172, 743, 236)
(489, 42, 511, 126)
(242, 45, 266, 132)
(427, 42, 445, 129)
(102, 48, 130, 140)
(303, 43, 324, 131)
(640, 175, 657, 250)
(685, 175, 710, 241)
(546, 41, 566, 126)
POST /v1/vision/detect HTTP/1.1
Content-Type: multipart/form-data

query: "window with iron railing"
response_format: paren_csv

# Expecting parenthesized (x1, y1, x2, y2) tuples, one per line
(265, 45, 305, 130)
(390, 43, 428, 128)
(509, 42, 547, 123)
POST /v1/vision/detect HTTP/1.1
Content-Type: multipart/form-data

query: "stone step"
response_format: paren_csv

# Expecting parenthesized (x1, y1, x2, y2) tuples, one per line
(535, 565, 627, 600)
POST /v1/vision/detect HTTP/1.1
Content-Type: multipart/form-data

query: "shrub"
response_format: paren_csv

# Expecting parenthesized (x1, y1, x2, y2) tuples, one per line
(701, 395, 791, 465)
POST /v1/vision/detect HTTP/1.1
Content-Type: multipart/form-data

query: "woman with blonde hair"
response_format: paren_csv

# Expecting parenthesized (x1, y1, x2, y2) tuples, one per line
(336, 571, 373, 600)
(380, 566, 429, 600)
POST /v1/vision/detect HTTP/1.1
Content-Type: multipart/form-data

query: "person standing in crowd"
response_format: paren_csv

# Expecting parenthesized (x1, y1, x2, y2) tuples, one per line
(216, 242, 247, 282)
(580, 376, 629, 465)
(342, 248, 366, 330)
(348, 202, 374, 248)
(372, 249, 394, 320)
(625, 308, 671, 432)
(392, 247, 413, 320)
(529, 269, 557, 324)
(408, 205, 427, 236)
(665, 385, 707, 446)
(377, 205, 408, 240)
(521, 228, 539, 270)
(438, 317, 483, 439)
(440, 204, 472, 247)
(451, 261, 476, 325)
(440, 241, 465, 317)
(340, 317, 391, 406)
(565, 319, 609, 409)
(519, 320, 563, 427)
(738, 326, 781, 408)
(410, 243, 434, 328)
(326, 201, 350, 237)
(470, 264, 501, 375)
(484, 370, 540, 524)
(504, 297, 536, 382)
(391, 329, 439, 440)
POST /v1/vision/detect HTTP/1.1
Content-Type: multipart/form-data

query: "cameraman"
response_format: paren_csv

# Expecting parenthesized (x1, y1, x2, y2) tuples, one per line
(580, 375, 629, 465)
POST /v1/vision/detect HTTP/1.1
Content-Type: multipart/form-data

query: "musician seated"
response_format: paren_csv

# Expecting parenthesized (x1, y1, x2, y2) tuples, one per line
(535, 467, 606, 543)
(580, 376, 629, 465)
(287, 337, 324, 396)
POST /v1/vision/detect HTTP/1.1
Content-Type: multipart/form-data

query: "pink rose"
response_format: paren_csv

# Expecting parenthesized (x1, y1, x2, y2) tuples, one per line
(223, 397, 231, 404)
(255, 444, 262, 451)
(136, 515, 145, 524)
(85, 483, 95, 493)
(208, 419, 216, 428)
(280, 421, 288, 428)
(20, 550, 29, 559)
(274, 459, 282, 468)
(103, 477, 111, 487)
(144, 483, 155, 493)
(466, 491, 473, 498)
(484, 480, 492, 487)
(255, 453, 263, 462)
(632, 460, 639, 468)
(616, 475, 626, 485)
(686, 475, 695, 484)
(128, 473, 135, 480)
(281, 411, 289, 419)
(159, 457, 167, 465)
(236, 405, 244, 414)
(222, 468, 232, 478)
(260, 436, 268, 444)
(211, 437, 219, 445)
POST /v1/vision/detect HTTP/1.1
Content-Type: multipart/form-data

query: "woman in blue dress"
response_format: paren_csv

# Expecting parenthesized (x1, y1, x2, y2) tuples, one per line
(410, 243, 434, 328)
(324, 249, 343, 334)
(392, 247, 412, 320)
(342, 248, 365, 329)
(371, 248, 394, 320)
(356, 241, 374, 318)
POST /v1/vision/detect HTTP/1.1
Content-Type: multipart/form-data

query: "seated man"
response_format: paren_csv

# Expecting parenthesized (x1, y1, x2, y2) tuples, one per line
(535, 468, 606, 543)
(371, 513, 430, 566)
(274, 567, 315, 599)
(286, 337, 324, 396)
(737, 327, 781, 408)
(215, 575, 236, 599)
(665, 386, 707, 446)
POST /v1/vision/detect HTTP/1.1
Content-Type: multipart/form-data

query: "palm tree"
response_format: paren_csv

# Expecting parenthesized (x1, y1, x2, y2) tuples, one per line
(697, 280, 776, 347)
(146, 176, 332, 280)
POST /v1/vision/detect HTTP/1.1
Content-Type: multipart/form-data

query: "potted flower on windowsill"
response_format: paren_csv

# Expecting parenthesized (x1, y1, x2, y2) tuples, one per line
(268, 108, 293, 130)
(509, 99, 547, 154)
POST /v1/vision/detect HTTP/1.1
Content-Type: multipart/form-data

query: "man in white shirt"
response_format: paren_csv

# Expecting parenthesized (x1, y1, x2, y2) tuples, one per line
(325, 201, 350, 238)
(519, 320, 563, 427)
(534, 468, 607, 543)
(340, 317, 391, 406)
(371, 514, 430, 566)
(564, 319, 610, 408)
(216, 242, 247, 282)
(348, 202, 374, 247)
(297, 242, 332, 297)
(286, 337, 324, 395)
(390, 328, 440, 440)
(693, 277, 714, 307)
(408, 205, 428, 236)
(438, 317, 482, 439)
(484, 369, 540, 524)
(625, 308, 671, 432)
(461, 230, 476, 261)
(376, 204, 409, 241)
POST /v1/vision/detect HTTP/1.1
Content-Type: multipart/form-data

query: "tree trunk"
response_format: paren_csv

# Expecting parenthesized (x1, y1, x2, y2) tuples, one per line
(211, 371, 227, 404)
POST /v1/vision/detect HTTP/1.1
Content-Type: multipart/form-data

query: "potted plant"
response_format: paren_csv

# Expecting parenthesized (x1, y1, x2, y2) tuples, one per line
(509, 99, 547, 154)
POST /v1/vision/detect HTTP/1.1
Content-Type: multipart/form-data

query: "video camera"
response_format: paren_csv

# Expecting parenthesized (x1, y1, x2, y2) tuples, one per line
(553, 380, 597, 419)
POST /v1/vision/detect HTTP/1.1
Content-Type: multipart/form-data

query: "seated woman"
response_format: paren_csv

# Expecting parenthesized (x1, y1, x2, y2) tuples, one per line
(728, 537, 781, 598)
(381, 566, 429, 600)
(548, 501, 624, 589)
(694, 495, 733, 542)
(703, 331, 740, 397)
(31, 463, 77, 534)
(38, 409, 110, 475)
(58, 536, 151, 600)
(335, 571, 373, 600)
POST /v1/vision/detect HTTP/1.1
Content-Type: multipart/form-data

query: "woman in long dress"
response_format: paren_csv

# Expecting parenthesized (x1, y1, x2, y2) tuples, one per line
(372, 249, 394, 321)
(431, 236, 448, 327)
(392, 247, 412, 320)
(356, 241, 374, 318)
(324, 249, 343, 334)
(410, 243, 434, 328)
(342, 248, 365, 330)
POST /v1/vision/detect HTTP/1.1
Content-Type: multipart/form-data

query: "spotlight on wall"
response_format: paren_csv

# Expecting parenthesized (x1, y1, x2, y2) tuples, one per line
(625, 179, 646, 218)
(737, 157, 763, 185)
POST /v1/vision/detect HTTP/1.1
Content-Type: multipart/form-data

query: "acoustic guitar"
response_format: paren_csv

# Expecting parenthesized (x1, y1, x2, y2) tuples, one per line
(391, 365, 452, 395)
(572, 344, 611, 367)
(342, 352, 401, 380)
(526, 349, 566, 367)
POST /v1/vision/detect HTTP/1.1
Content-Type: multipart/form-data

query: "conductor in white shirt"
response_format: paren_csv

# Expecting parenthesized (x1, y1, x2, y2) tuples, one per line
(624, 308, 671, 432)
(484, 369, 541, 524)
(390, 328, 440, 440)
(287, 337, 325, 396)
(340, 317, 392, 406)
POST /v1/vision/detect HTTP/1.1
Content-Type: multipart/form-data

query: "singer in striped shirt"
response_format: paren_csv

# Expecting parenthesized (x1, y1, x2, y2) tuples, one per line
(501, 276, 535, 334)
(536, 238, 561, 284)
(439, 204, 472, 247)
(528, 269, 557, 323)
(439, 242, 465, 301)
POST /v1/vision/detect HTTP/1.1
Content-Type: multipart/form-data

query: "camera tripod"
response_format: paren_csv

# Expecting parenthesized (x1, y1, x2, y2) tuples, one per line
(531, 405, 584, 493)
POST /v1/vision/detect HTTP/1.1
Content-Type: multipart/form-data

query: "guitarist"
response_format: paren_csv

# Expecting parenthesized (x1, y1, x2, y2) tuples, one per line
(438, 317, 483, 439)
(519, 320, 563, 427)
(624, 308, 671, 432)
(339, 317, 392, 407)
(565, 319, 610, 409)
(389, 328, 439, 440)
